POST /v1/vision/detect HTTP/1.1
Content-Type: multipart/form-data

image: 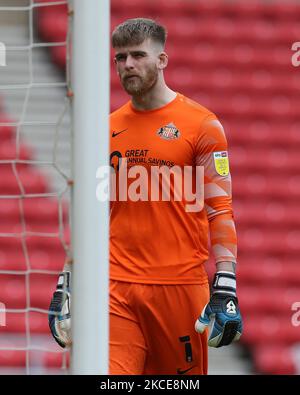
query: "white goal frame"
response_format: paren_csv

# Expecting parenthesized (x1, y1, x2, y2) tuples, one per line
(70, 0, 110, 375)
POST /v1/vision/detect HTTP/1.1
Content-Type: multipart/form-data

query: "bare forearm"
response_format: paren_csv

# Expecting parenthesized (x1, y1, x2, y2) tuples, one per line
(63, 260, 72, 272)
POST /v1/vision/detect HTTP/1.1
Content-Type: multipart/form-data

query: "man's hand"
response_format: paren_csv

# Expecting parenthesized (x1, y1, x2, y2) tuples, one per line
(195, 271, 242, 347)
(48, 271, 72, 348)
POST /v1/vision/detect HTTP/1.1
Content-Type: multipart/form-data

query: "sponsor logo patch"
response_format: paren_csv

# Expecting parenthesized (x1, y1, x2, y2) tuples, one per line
(213, 151, 229, 176)
(112, 128, 128, 137)
(157, 123, 181, 140)
(177, 366, 196, 375)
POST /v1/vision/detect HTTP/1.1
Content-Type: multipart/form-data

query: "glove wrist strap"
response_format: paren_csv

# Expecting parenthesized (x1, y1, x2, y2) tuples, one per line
(212, 271, 236, 297)
(57, 271, 71, 291)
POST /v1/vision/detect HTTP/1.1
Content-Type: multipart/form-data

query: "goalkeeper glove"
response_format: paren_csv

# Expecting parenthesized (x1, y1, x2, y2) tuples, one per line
(195, 271, 242, 347)
(48, 271, 72, 348)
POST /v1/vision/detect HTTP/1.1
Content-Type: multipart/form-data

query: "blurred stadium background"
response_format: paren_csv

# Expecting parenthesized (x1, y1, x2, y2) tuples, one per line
(0, 0, 300, 374)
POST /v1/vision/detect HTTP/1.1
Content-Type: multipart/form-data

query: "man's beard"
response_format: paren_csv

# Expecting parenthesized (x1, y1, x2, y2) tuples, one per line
(121, 66, 158, 96)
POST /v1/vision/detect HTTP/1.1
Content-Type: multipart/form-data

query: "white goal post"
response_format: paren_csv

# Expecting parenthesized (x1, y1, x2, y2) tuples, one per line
(70, 0, 110, 374)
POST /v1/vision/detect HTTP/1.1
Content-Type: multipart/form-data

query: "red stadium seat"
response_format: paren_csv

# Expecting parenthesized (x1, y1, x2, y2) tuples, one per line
(44, 351, 70, 368)
(29, 250, 66, 271)
(36, 3, 68, 42)
(22, 197, 68, 227)
(225, 121, 300, 147)
(0, 199, 20, 223)
(0, 165, 48, 195)
(237, 228, 300, 255)
(0, 275, 26, 309)
(0, 274, 58, 309)
(4, 0, 300, 376)
(0, 166, 21, 195)
(0, 236, 24, 253)
(168, 44, 293, 70)
(237, 257, 300, 286)
(0, 116, 15, 140)
(18, 167, 48, 195)
(26, 235, 67, 251)
(230, 146, 300, 173)
(243, 315, 300, 345)
(0, 350, 26, 368)
(239, 286, 300, 314)
(39, 13, 67, 42)
(51, 46, 67, 69)
(1, 312, 49, 334)
(253, 346, 296, 375)
(233, 174, 300, 199)
(0, 250, 27, 272)
(0, 348, 70, 369)
(234, 200, 300, 227)
(0, 106, 70, 361)
(0, 140, 32, 161)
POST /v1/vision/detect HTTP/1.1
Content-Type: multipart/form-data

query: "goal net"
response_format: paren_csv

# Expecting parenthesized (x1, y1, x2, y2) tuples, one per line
(0, 0, 72, 374)
(0, 0, 109, 374)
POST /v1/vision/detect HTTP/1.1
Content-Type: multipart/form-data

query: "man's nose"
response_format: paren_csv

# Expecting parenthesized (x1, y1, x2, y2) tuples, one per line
(125, 55, 135, 69)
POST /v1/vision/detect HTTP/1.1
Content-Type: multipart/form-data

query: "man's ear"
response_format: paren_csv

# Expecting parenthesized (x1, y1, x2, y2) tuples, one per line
(158, 52, 168, 70)
(113, 58, 120, 75)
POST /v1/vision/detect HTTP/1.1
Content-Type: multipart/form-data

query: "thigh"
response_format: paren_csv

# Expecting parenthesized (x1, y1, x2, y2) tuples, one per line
(109, 280, 147, 375)
(132, 283, 210, 375)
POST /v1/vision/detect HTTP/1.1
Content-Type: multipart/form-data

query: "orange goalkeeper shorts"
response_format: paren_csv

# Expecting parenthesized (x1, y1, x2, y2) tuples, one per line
(109, 280, 210, 375)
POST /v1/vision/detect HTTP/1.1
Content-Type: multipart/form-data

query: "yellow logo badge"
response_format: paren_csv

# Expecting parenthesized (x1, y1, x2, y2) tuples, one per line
(213, 151, 229, 176)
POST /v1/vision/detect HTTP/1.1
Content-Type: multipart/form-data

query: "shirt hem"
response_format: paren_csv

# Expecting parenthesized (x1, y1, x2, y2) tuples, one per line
(110, 275, 209, 286)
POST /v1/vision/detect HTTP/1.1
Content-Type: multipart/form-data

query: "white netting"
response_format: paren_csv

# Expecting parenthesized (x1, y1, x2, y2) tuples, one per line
(0, 0, 72, 374)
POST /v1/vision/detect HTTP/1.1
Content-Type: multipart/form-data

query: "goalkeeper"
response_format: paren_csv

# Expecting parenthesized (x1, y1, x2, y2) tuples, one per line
(49, 18, 242, 374)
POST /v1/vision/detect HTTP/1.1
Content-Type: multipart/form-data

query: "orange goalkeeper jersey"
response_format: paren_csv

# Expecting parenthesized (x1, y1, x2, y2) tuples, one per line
(109, 93, 237, 284)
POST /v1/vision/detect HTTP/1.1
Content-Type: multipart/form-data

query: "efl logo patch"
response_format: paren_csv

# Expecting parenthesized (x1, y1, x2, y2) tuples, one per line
(213, 151, 229, 176)
(157, 123, 181, 141)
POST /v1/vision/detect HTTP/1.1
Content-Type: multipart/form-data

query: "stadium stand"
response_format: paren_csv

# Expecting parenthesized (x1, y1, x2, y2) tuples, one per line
(0, 116, 68, 369)
(1, 0, 300, 374)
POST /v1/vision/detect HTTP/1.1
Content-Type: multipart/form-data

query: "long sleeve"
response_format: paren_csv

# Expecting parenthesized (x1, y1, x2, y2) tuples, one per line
(195, 117, 237, 264)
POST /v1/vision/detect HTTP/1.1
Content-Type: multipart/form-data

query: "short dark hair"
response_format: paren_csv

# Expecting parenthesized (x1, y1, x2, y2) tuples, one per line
(112, 18, 167, 48)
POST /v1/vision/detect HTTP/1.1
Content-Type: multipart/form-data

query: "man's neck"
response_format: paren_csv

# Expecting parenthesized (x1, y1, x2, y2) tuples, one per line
(131, 85, 177, 111)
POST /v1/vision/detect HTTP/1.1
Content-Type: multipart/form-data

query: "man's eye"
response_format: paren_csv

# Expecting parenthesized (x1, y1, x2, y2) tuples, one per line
(115, 56, 126, 62)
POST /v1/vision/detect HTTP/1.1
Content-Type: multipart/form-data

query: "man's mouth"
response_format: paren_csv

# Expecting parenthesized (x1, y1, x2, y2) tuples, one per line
(124, 75, 139, 80)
